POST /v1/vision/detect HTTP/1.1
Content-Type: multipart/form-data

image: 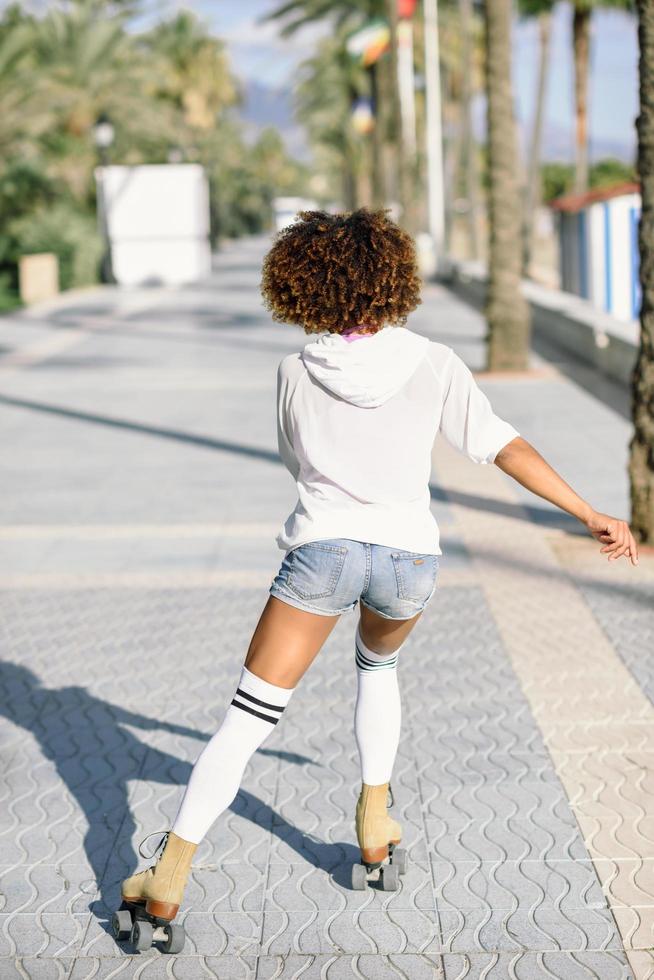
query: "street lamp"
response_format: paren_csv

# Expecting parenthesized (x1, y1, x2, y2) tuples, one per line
(93, 113, 116, 283)
(93, 113, 115, 167)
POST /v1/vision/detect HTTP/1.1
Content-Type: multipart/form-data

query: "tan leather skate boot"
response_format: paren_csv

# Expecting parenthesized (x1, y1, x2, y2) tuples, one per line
(121, 830, 197, 921)
(355, 783, 402, 866)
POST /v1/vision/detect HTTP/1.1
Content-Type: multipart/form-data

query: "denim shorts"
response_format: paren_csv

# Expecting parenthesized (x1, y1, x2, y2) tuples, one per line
(269, 538, 440, 619)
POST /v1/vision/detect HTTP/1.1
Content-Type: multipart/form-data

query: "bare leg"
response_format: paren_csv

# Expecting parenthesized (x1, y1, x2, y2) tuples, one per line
(244, 595, 341, 687)
(171, 595, 340, 843)
(358, 602, 422, 654)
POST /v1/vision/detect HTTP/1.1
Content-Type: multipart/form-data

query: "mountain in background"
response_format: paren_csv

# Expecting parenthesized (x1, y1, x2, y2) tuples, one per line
(238, 80, 635, 167)
(236, 80, 309, 160)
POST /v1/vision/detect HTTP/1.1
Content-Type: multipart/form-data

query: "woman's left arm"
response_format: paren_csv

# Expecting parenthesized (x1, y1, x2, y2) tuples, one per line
(494, 436, 639, 566)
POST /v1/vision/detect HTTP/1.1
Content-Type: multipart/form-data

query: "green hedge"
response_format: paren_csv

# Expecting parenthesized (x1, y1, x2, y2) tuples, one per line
(9, 204, 103, 292)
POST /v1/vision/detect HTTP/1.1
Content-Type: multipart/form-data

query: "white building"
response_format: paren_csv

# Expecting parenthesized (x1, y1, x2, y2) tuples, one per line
(95, 164, 211, 287)
(551, 182, 640, 322)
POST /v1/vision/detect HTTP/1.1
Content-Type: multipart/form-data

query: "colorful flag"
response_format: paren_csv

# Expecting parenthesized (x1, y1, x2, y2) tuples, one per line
(397, 0, 417, 17)
(351, 97, 375, 134)
(346, 19, 390, 66)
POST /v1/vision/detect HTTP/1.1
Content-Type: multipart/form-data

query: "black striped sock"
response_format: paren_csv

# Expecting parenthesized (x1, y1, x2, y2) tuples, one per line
(355, 627, 399, 672)
(230, 687, 287, 725)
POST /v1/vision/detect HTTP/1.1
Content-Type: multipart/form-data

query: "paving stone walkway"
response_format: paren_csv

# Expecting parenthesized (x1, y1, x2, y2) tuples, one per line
(0, 238, 652, 979)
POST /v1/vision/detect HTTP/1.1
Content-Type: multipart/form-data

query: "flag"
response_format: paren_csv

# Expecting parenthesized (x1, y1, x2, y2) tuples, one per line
(398, 0, 417, 17)
(351, 97, 375, 134)
(346, 19, 390, 66)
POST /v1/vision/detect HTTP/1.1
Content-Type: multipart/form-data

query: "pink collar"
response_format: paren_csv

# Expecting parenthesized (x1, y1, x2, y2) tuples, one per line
(341, 325, 376, 343)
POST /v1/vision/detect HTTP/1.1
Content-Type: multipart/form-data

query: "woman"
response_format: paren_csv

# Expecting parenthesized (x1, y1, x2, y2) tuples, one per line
(116, 208, 638, 943)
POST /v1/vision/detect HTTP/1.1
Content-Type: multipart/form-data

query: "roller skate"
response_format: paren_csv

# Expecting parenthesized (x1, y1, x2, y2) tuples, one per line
(111, 829, 197, 953)
(351, 782, 408, 891)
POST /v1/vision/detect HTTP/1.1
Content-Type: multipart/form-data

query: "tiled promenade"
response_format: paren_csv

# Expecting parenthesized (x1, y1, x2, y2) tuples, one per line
(0, 238, 652, 979)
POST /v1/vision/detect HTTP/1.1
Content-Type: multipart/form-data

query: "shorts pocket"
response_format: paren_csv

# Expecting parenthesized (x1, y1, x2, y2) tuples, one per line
(287, 540, 348, 600)
(391, 552, 439, 604)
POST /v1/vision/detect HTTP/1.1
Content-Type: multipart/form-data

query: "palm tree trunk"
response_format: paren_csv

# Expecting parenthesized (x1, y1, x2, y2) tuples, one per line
(377, 43, 396, 205)
(573, 4, 590, 194)
(484, 0, 531, 371)
(460, 0, 480, 260)
(342, 168, 358, 211)
(342, 138, 359, 211)
(368, 62, 384, 205)
(444, 115, 464, 255)
(630, 0, 654, 544)
(523, 10, 552, 274)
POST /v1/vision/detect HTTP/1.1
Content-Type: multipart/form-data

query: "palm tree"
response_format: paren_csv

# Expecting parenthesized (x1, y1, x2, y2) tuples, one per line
(142, 11, 238, 131)
(265, 0, 396, 211)
(0, 7, 40, 156)
(484, 0, 531, 370)
(519, 0, 556, 273)
(28, 0, 176, 197)
(630, 0, 654, 544)
(571, 0, 633, 194)
(295, 31, 369, 208)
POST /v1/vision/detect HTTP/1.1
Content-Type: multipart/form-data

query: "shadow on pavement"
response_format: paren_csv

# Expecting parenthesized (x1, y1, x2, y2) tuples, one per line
(123, 310, 266, 329)
(441, 536, 650, 610)
(0, 662, 200, 910)
(531, 332, 631, 421)
(9, 317, 296, 354)
(0, 393, 281, 465)
(258, 748, 317, 766)
(0, 661, 346, 940)
(429, 482, 584, 535)
(0, 391, 589, 534)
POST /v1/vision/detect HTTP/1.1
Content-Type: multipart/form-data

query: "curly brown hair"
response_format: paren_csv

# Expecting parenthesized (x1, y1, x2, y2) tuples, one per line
(260, 207, 422, 335)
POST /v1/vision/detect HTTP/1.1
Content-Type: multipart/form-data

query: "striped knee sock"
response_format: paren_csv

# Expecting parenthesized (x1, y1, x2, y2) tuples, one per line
(354, 624, 404, 785)
(172, 666, 294, 844)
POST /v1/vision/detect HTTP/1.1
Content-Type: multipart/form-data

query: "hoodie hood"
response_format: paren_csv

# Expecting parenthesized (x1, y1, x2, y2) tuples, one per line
(301, 326, 430, 408)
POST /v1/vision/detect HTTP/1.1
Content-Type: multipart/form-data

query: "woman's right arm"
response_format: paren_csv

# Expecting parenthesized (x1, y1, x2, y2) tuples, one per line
(494, 437, 639, 565)
(436, 348, 639, 566)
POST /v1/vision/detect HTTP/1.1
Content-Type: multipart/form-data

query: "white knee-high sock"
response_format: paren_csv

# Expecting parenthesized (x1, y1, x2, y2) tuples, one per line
(354, 624, 404, 785)
(171, 666, 294, 844)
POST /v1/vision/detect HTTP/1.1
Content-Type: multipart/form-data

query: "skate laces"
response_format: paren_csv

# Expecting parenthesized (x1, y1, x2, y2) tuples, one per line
(138, 829, 169, 860)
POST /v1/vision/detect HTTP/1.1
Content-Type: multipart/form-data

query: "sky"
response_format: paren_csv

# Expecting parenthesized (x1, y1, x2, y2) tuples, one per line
(136, 0, 329, 86)
(180, 0, 639, 162)
(512, 5, 637, 161)
(4, 0, 639, 162)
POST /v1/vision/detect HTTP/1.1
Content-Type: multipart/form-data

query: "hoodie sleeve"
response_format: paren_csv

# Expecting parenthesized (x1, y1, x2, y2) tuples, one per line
(437, 349, 520, 464)
(276, 359, 301, 481)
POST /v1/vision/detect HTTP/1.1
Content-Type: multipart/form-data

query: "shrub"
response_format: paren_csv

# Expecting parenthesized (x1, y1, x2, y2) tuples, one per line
(0, 271, 21, 311)
(9, 203, 103, 291)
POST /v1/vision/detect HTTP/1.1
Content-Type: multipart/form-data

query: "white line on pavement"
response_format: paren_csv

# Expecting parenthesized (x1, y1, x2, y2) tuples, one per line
(0, 523, 278, 539)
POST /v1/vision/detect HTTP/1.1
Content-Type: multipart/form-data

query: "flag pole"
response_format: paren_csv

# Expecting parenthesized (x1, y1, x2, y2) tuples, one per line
(423, 0, 445, 261)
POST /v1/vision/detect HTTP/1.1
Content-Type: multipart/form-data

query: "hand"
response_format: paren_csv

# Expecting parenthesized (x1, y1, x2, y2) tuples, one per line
(584, 510, 639, 566)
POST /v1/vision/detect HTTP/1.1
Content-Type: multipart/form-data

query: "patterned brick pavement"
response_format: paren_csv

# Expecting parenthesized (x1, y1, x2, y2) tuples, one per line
(0, 239, 652, 978)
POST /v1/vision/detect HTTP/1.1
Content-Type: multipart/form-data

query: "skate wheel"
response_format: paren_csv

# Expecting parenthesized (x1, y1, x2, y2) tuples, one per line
(351, 864, 368, 890)
(162, 923, 185, 954)
(130, 919, 153, 951)
(381, 864, 399, 891)
(111, 909, 133, 939)
(392, 847, 408, 875)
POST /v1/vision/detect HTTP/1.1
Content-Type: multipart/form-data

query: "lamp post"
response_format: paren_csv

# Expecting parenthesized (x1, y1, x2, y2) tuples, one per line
(93, 113, 116, 284)
(93, 113, 115, 167)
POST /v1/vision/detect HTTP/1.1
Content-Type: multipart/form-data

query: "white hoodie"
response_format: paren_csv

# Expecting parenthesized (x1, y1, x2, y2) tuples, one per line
(275, 325, 519, 557)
